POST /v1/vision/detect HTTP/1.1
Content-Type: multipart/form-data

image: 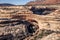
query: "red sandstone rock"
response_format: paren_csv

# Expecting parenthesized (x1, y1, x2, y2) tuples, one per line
(26, 0, 60, 5)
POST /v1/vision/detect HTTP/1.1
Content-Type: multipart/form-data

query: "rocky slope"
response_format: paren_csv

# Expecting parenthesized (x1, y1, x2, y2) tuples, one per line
(0, 5, 60, 40)
(26, 0, 60, 5)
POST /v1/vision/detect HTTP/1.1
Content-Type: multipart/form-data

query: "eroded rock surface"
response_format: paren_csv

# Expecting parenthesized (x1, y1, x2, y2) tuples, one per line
(0, 5, 60, 40)
(26, 0, 60, 5)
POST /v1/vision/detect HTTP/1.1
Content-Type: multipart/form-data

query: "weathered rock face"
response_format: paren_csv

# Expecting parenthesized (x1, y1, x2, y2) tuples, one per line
(40, 33, 60, 40)
(0, 20, 39, 40)
(0, 5, 60, 40)
(26, 0, 60, 5)
(30, 7, 57, 15)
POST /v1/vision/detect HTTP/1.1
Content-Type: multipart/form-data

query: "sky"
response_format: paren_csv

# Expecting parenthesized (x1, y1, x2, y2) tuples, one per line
(0, 0, 33, 5)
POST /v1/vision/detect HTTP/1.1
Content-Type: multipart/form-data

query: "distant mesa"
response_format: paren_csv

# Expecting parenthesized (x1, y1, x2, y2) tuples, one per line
(0, 3, 15, 6)
(26, 0, 60, 5)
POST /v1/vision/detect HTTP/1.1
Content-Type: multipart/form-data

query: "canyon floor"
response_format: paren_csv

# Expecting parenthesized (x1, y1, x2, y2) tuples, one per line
(0, 5, 60, 40)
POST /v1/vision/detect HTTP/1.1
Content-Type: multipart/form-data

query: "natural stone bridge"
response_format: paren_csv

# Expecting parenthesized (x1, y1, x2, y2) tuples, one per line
(0, 6, 60, 40)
